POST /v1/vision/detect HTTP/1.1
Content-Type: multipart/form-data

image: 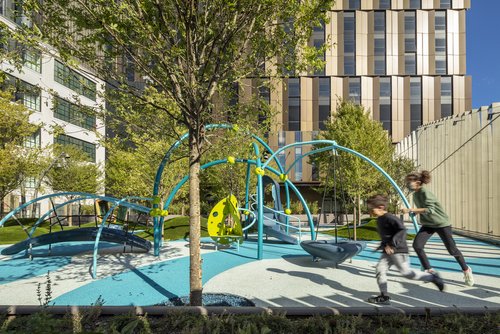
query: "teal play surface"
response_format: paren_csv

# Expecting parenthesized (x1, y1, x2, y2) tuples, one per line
(1, 234, 498, 306)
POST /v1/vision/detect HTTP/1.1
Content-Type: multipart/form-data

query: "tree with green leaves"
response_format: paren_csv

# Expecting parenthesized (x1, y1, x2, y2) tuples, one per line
(19, 0, 334, 305)
(0, 88, 40, 217)
(312, 99, 395, 239)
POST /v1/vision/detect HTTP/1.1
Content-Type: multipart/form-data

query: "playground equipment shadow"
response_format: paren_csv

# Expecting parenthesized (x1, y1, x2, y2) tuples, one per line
(0, 232, 499, 309)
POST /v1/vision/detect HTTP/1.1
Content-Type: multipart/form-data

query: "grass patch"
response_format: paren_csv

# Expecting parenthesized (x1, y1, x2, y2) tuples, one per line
(0, 217, 209, 245)
(322, 218, 415, 241)
(136, 216, 209, 241)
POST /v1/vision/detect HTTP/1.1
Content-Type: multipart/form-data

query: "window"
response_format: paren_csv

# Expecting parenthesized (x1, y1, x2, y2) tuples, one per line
(348, 0, 360, 10)
(405, 53, 416, 75)
(24, 129, 41, 148)
(294, 132, 302, 181)
(379, 0, 391, 9)
(54, 60, 97, 100)
(410, 78, 422, 132)
(258, 84, 270, 125)
(278, 131, 286, 167)
(288, 78, 300, 131)
(440, 76, 452, 118)
(312, 20, 325, 75)
(53, 97, 96, 130)
(55, 134, 96, 162)
(319, 77, 331, 130)
(24, 177, 36, 189)
(440, 0, 451, 9)
(348, 77, 361, 105)
(409, 0, 421, 9)
(379, 77, 392, 134)
(22, 48, 41, 73)
(374, 11, 386, 75)
(435, 11, 447, 74)
(344, 12, 356, 75)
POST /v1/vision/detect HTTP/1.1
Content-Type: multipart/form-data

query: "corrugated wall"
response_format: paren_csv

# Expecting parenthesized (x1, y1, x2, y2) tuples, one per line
(396, 103, 500, 237)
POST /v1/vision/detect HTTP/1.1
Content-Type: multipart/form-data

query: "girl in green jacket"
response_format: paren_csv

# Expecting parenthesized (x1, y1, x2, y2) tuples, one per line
(402, 170, 474, 286)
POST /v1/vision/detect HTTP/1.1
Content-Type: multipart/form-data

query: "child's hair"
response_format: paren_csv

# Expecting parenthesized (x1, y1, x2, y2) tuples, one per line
(405, 170, 431, 184)
(367, 194, 388, 209)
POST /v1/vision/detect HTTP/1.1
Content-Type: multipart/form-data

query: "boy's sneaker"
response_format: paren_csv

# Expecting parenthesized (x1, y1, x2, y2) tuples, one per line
(464, 267, 474, 287)
(423, 269, 436, 283)
(367, 295, 391, 305)
(431, 272, 445, 292)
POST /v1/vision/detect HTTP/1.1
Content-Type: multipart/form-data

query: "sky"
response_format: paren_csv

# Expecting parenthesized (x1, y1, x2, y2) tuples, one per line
(466, 0, 500, 108)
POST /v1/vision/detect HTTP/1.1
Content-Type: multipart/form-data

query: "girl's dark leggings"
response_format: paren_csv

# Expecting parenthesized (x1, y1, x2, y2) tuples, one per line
(413, 225, 468, 271)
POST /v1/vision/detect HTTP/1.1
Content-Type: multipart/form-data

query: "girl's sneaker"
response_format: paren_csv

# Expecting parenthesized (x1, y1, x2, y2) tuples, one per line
(464, 267, 474, 286)
(367, 295, 391, 305)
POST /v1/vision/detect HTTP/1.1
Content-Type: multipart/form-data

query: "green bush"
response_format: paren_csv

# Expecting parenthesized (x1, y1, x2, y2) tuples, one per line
(1, 311, 498, 334)
(307, 201, 319, 215)
(289, 200, 304, 214)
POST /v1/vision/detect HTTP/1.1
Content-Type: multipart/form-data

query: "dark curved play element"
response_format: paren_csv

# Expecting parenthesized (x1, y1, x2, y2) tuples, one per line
(300, 240, 366, 266)
(1, 227, 152, 256)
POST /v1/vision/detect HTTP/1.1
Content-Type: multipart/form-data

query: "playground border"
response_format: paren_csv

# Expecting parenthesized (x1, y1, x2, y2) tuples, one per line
(1, 305, 499, 316)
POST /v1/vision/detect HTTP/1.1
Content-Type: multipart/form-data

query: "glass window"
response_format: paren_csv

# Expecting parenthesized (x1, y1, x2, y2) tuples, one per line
(435, 38, 446, 53)
(409, 0, 421, 9)
(312, 20, 325, 75)
(319, 77, 331, 130)
(348, 0, 360, 10)
(379, 77, 391, 134)
(405, 53, 416, 75)
(349, 77, 361, 105)
(22, 48, 42, 72)
(435, 55, 447, 74)
(435, 11, 446, 30)
(440, 0, 451, 9)
(294, 145, 302, 181)
(379, 0, 391, 9)
(53, 97, 96, 130)
(288, 78, 300, 131)
(54, 60, 97, 101)
(55, 134, 96, 162)
(24, 129, 41, 148)
(374, 11, 386, 76)
(344, 12, 356, 75)
(410, 78, 422, 132)
(440, 76, 452, 118)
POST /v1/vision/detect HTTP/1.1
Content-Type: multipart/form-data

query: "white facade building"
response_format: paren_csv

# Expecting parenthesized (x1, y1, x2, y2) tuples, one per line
(1, 10, 106, 217)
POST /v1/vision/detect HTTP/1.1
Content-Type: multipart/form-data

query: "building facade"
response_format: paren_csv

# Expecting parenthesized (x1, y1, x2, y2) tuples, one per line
(0, 7, 106, 216)
(241, 0, 471, 185)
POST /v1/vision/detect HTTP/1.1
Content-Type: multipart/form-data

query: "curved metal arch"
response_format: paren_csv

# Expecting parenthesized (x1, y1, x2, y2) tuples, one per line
(151, 123, 287, 255)
(262, 140, 419, 231)
(0, 192, 151, 229)
(92, 196, 153, 279)
(158, 156, 316, 256)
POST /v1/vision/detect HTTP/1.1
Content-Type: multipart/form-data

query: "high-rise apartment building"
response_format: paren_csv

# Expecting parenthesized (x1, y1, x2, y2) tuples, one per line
(241, 0, 471, 184)
(0, 5, 106, 216)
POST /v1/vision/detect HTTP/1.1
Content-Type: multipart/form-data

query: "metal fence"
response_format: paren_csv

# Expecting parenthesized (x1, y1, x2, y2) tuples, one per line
(396, 103, 500, 237)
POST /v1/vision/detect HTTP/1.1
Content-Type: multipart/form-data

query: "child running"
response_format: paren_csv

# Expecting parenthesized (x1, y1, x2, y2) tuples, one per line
(402, 170, 474, 286)
(366, 195, 444, 305)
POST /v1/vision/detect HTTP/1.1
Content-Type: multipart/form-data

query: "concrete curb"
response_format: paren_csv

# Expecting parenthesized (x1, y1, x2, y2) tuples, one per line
(1, 305, 499, 316)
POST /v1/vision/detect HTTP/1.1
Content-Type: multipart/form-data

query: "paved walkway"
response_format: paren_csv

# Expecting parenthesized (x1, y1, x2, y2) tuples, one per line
(0, 230, 499, 309)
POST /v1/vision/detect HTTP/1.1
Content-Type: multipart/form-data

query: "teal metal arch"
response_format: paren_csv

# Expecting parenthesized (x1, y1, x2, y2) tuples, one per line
(92, 196, 153, 278)
(160, 156, 316, 259)
(261, 140, 419, 231)
(0, 192, 153, 279)
(151, 123, 289, 255)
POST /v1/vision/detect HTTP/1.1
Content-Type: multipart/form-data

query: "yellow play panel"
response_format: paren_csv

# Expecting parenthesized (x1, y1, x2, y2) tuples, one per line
(207, 195, 243, 246)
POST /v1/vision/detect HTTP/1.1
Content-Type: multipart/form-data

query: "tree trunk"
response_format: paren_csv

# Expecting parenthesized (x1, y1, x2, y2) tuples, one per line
(352, 199, 357, 241)
(357, 194, 361, 226)
(188, 128, 203, 306)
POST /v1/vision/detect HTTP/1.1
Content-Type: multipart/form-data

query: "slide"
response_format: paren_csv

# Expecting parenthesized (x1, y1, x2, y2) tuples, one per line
(261, 175, 298, 244)
(1, 227, 152, 255)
